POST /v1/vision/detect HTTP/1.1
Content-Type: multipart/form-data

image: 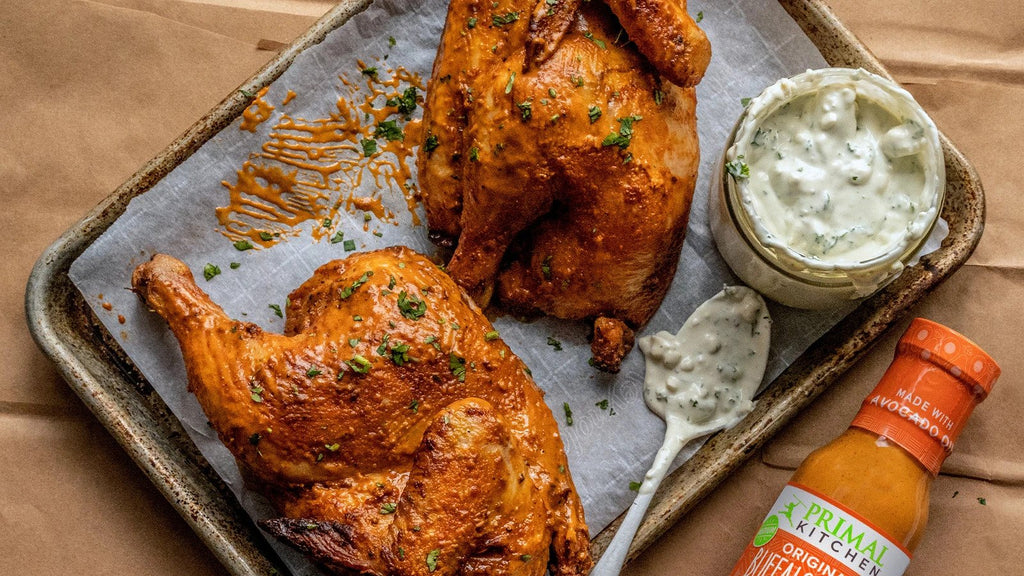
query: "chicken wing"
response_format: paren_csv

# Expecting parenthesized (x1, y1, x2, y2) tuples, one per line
(131, 248, 591, 576)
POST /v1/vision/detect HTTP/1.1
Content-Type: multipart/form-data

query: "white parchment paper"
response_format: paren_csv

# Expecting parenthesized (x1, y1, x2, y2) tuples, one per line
(69, 0, 842, 572)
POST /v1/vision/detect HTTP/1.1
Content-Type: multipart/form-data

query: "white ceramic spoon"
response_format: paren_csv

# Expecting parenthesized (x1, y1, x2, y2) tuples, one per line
(590, 286, 771, 576)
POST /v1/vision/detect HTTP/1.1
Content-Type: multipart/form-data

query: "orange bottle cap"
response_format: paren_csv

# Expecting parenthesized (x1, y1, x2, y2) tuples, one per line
(851, 318, 1000, 475)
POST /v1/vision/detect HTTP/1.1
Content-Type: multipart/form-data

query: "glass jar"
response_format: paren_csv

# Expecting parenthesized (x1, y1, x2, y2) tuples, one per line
(710, 68, 946, 309)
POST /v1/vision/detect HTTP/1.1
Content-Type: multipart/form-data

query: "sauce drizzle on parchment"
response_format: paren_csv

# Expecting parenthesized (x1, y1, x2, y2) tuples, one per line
(217, 61, 425, 247)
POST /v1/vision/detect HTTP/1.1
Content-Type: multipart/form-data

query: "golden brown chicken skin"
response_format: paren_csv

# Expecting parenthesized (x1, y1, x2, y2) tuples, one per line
(418, 0, 707, 372)
(131, 248, 591, 576)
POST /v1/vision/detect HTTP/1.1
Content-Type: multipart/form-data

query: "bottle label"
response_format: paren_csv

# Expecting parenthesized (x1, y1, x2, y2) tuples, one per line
(730, 483, 911, 576)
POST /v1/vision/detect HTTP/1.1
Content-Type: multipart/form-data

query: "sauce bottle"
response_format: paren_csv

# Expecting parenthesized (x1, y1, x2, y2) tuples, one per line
(730, 318, 1000, 576)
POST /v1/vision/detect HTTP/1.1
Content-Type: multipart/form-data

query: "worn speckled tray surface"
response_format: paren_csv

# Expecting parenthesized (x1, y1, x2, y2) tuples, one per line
(26, 0, 984, 574)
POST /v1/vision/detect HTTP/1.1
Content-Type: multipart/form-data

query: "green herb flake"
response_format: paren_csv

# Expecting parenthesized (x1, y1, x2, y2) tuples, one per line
(306, 366, 322, 378)
(696, 10, 704, 22)
(517, 100, 532, 120)
(520, 554, 532, 562)
(374, 119, 404, 141)
(425, 335, 441, 350)
(484, 330, 500, 341)
(588, 105, 601, 124)
(467, 16, 478, 29)
(330, 230, 345, 244)
(469, 146, 479, 161)
(249, 432, 261, 446)
(386, 87, 418, 116)
(409, 399, 420, 413)
(229, 262, 241, 269)
(339, 271, 374, 299)
(654, 89, 664, 106)
(203, 263, 221, 281)
(325, 443, 340, 451)
(571, 75, 584, 87)
(259, 231, 274, 241)
(234, 239, 254, 251)
(629, 481, 642, 492)
(388, 36, 397, 47)
(426, 549, 440, 572)
(548, 88, 557, 99)
(492, 11, 520, 26)
(424, 132, 440, 153)
(558, 464, 566, 473)
(397, 291, 427, 320)
(725, 158, 750, 179)
(547, 336, 563, 351)
(540, 255, 553, 280)
(348, 338, 360, 347)
(978, 497, 987, 505)
(596, 399, 609, 410)
(562, 402, 573, 426)
(388, 275, 397, 290)
(361, 67, 378, 78)
(250, 384, 264, 403)
(346, 355, 372, 374)
(269, 304, 283, 318)
(583, 30, 607, 50)
(602, 115, 643, 149)
(505, 71, 516, 94)
(361, 138, 378, 157)
(449, 353, 467, 382)
(380, 502, 397, 514)
(343, 239, 357, 251)
(741, 97, 752, 107)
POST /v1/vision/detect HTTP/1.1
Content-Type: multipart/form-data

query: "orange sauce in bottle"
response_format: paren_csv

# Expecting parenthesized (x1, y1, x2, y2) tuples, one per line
(731, 318, 1000, 576)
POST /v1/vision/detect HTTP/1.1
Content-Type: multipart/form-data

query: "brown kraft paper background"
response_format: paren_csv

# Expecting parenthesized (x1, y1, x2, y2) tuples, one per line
(3, 0, 1021, 574)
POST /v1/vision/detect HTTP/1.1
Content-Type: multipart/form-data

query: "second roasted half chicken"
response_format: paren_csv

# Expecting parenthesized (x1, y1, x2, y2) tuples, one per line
(132, 247, 591, 576)
(418, 0, 710, 371)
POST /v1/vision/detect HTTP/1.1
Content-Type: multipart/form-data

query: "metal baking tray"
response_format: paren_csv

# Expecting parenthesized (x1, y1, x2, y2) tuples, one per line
(25, 0, 985, 574)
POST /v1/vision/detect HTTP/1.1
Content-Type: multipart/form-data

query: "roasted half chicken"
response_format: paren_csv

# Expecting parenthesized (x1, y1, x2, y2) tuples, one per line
(418, 0, 710, 372)
(131, 247, 591, 576)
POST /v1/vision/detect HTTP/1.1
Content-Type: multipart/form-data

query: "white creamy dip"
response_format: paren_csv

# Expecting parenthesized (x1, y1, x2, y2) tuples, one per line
(712, 68, 945, 308)
(588, 286, 771, 576)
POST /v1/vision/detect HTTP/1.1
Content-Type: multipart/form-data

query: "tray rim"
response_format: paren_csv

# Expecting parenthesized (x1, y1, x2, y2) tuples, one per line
(25, 0, 986, 574)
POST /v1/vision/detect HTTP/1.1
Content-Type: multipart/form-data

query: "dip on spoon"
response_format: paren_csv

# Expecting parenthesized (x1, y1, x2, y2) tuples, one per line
(591, 285, 772, 576)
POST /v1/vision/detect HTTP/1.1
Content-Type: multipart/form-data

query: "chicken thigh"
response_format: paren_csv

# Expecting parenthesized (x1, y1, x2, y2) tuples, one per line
(131, 247, 591, 576)
(418, 0, 709, 372)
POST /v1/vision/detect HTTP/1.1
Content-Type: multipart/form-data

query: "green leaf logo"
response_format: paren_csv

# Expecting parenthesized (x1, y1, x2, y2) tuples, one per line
(753, 515, 779, 547)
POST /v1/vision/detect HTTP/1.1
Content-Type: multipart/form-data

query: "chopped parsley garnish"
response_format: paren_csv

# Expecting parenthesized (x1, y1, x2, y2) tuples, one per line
(203, 263, 221, 281)
(583, 30, 606, 49)
(330, 230, 345, 244)
(571, 75, 584, 87)
(343, 239, 357, 251)
(424, 132, 440, 152)
(629, 481, 642, 492)
(520, 554, 533, 562)
(361, 67, 378, 78)
(467, 16, 478, 28)
(588, 105, 601, 124)
(449, 353, 466, 382)
(388, 275, 397, 290)
(469, 146, 479, 161)
(505, 71, 516, 94)
(548, 88, 557, 99)
(387, 87, 418, 116)
(426, 549, 440, 572)
(409, 399, 420, 413)
(374, 119, 404, 141)
(325, 442, 340, 451)
(725, 158, 750, 179)
(425, 335, 441, 350)
(249, 432, 261, 446)
(322, 218, 332, 228)
(484, 330, 500, 341)
(492, 11, 520, 26)
(269, 304, 283, 318)
(563, 402, 573, 426)
(602, 115, 642, 149)
(741, 97, 752, 107)
(348, 338, 360, 347)
(540, 255, 553, 280)
(259, 231, 274, 241)
(517, 100, 532, 120)
(387, 341, 412, 366)
(654, 89, 664, 106)
(306, 366, 322, 378)
(229, 262, 241, 269)
(397, 291, 427, 320)
(978, 497, 987, 505)
(388, 36, 396, 47)
(234, 239, 254, 251)
(596, 399, 609, 410)
(547, 336, 563, 351)
(380, 502, 397, 514)
(339, 271, 374, 299)
(550, 114, 560, 124)
(346, 355, 372, 374)
(696, 10, 704, 22)
(250, 384, 264, 403)
(361, 138, 377, 157)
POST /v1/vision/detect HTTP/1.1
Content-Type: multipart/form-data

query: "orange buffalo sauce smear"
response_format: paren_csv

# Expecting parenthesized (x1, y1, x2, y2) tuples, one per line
(732, 319, 1000, 576)
(217, 61, 425, 248)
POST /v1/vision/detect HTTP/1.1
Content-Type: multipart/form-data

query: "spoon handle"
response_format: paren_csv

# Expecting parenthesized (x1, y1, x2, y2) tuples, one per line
(588, 435, 687, 576)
